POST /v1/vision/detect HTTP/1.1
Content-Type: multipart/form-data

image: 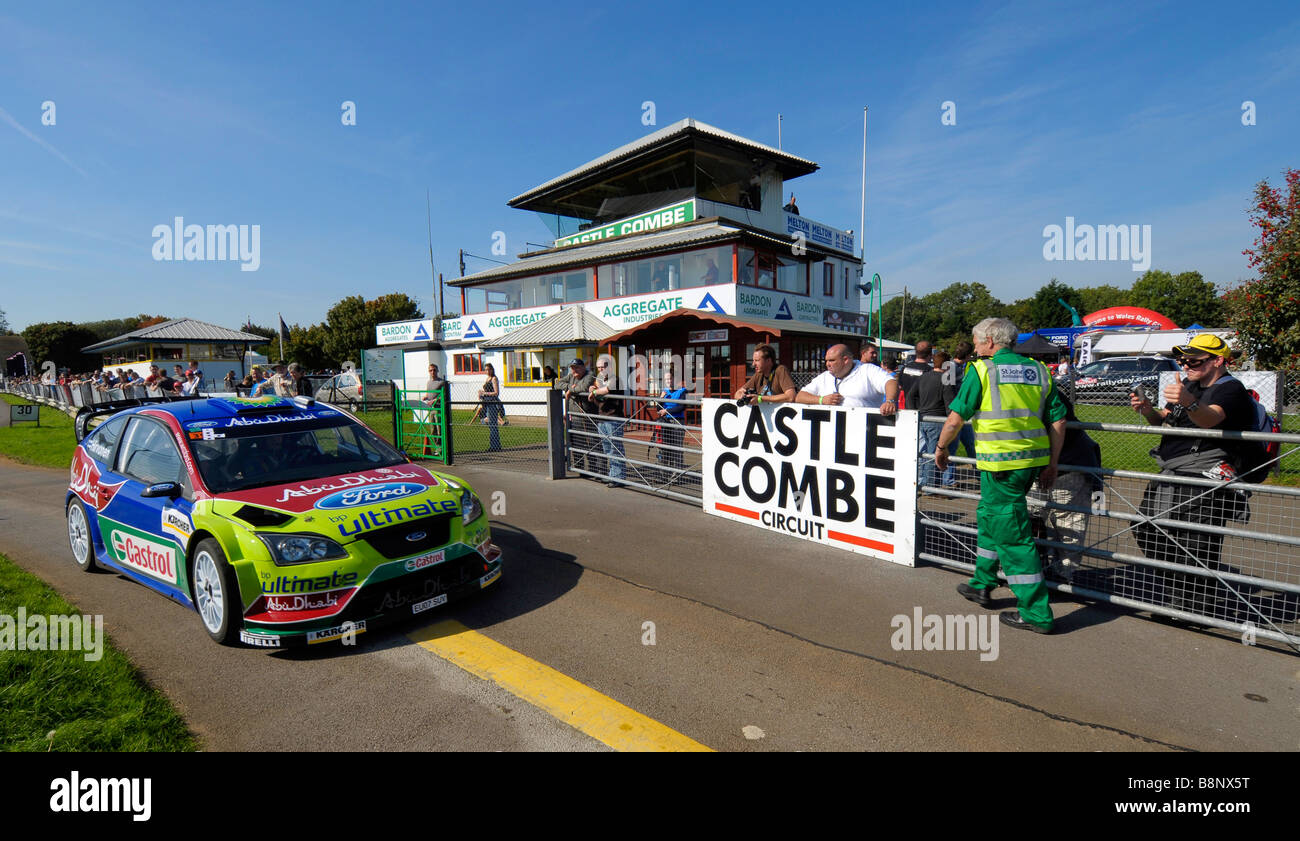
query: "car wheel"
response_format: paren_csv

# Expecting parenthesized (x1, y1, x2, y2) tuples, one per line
(191, 538, 242, 646)
(66, 498, 96, 572)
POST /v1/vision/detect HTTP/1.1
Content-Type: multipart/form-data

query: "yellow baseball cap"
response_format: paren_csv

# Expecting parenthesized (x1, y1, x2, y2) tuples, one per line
(1171, 334, 1234, 358)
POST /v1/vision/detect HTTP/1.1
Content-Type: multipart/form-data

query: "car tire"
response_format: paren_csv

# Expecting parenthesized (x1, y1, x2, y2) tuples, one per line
(191, 538, 242, 646)
(66, 498, 96, 572)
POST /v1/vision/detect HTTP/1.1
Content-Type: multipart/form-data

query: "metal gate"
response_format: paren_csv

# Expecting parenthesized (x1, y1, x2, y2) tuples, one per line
(917, 414, 1300, 650)
(393, 384, 452, 463)
(565, 393, 703, 504)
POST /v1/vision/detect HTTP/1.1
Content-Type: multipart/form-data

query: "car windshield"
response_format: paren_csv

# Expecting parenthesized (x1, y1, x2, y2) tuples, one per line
(1076, 362, 1109, 377)
(190, 417, 407, 493)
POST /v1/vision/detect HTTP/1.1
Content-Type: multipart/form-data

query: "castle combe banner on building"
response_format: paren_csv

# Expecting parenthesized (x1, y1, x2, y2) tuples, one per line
(553, 200, 696, 249)
(702, 400, 918, 566)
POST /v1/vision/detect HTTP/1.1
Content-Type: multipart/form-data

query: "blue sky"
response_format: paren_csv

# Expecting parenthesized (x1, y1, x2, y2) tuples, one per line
(2, 0, 1297, 333)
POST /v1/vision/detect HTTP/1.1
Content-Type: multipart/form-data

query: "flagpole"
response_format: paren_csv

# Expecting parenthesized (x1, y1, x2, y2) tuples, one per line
(278, 312, 284, 362)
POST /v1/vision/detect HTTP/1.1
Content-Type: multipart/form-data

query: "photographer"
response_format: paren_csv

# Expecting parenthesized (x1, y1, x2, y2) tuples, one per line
(1129, 335, 1255, 610)
(734, 344, 795, 405)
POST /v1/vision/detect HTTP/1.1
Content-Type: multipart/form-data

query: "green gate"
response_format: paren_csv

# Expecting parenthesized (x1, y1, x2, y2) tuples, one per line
(393, 386, 453, 464)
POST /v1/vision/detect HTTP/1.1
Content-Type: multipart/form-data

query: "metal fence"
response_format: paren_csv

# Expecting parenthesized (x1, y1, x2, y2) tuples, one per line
(916, 414, 1300, 649)
(1058, 367, 1300, 483)
(3, 379, 194, 410)
(566, 393, 704, 504)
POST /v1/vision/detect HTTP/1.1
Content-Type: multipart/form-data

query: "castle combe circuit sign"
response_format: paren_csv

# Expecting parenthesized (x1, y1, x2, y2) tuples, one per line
(702, 400, 919, 565)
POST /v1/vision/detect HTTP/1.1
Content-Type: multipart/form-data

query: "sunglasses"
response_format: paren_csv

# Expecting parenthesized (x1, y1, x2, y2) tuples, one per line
(1178, 356, 1212, 369)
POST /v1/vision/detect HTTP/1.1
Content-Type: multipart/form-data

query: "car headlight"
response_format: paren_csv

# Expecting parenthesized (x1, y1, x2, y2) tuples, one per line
(257, 533, 348, 565)
(461, 489, 483, 525)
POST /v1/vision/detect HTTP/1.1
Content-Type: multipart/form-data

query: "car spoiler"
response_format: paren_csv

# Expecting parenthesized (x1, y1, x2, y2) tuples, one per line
(72, 395, 202, 442)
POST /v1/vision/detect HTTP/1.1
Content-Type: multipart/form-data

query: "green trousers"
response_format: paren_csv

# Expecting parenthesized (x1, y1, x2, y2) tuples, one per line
(969, 467, 1054, 630)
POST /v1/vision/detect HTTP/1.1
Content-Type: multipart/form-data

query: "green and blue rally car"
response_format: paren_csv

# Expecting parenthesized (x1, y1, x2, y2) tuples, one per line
(65, 394, 501, 647)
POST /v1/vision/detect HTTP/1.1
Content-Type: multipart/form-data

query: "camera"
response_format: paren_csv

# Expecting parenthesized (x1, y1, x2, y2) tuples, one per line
(1129, 382, 1148, 404)
(737, 388, 758, 407)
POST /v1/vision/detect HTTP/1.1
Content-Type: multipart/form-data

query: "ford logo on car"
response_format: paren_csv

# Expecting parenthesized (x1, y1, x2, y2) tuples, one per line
(405, 531, 427, 542)
(314, 482, 427, 510)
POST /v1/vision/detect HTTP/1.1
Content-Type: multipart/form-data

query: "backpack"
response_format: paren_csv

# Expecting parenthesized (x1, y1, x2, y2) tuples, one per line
(1241, 387, 1281, 482)
(1219, 374, 1279, 482)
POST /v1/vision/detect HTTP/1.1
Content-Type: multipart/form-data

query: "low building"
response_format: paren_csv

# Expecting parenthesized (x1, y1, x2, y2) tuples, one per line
(80, 318, 271, 387)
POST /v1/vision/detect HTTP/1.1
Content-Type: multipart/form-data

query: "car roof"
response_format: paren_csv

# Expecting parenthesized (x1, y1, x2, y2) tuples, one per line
(106, 395, 325, 425)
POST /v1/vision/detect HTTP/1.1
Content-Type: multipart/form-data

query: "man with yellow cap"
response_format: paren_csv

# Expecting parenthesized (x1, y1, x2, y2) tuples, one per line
(937, 318, 1067, 634)
(1129, 333, 1255, 611)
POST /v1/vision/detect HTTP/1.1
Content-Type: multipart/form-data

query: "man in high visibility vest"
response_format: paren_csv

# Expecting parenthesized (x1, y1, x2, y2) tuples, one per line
(936, 318, 1068, 634)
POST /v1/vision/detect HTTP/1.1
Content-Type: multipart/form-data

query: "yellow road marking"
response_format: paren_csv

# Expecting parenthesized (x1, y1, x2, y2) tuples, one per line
(409, 619, 713, 752)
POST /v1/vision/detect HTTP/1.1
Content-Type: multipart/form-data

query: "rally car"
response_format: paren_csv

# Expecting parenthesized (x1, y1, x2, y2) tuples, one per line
(65, 394, 501, 648)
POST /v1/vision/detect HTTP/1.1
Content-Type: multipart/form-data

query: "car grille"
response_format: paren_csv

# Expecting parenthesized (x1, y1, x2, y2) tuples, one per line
(360, 514, 454, 560)
(343, 554, 488, 620)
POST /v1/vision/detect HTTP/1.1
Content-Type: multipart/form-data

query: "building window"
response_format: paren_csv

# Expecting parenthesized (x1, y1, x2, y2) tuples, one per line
(462, 270, 594, 315)
(776, 254, 806, 295)
(503, 347, 584, 385)
(823, 263, 834, 297)
(843, 266, 850, 301)
(454, 353, 484, 375)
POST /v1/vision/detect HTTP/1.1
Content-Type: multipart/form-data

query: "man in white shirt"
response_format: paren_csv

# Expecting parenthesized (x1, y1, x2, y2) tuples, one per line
(797, 344, 900, 413)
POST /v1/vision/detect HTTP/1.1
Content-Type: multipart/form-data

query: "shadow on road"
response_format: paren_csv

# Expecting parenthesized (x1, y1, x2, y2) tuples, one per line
(273, 520, 580, 660)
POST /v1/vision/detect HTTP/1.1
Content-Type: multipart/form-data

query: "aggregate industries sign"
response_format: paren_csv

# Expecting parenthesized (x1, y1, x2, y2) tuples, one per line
(701, 400, 918, 565)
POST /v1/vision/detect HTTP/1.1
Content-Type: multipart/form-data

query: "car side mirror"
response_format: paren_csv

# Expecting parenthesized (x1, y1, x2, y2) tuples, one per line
(141, 482, 182, 499)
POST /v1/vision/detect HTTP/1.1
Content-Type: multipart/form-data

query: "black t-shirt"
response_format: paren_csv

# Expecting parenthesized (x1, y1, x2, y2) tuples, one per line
(907, 369, 948, 417)
(1155, 375, 1255, 464)
(897, 360, 930, 401)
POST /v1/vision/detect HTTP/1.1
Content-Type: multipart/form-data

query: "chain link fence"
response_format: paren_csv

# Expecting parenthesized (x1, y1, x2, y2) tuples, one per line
(444, 380, 551, 474)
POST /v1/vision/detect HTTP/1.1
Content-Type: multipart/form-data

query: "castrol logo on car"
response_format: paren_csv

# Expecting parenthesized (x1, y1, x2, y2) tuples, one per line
(109, 529, 178, 585)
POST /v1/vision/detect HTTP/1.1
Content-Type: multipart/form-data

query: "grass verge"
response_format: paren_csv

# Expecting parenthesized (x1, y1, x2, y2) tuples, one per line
(0, 393, 76, 469)
(0, 552, 197, 751)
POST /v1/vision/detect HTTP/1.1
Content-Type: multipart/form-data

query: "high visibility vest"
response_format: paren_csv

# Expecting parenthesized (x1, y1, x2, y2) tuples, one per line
(970, 356, 1052, 471)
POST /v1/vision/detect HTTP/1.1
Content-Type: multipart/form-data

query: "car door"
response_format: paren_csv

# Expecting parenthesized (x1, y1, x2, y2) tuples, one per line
(100, 415, 195, 604)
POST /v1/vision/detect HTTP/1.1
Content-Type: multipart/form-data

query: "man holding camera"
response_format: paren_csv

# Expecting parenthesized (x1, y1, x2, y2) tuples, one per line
(1129, 334, 1256, 611)
(734, 344, 796, 405)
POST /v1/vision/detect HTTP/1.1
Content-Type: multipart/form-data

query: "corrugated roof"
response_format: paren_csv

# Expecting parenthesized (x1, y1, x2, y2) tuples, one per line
(480, 306, 616, 349)
(508, 118, 819, 208)
(450, 221, 743, 287)
(82, 318, 273, 353)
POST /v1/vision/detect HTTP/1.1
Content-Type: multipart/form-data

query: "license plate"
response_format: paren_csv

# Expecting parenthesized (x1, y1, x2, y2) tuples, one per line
(412, 594, 448, 614)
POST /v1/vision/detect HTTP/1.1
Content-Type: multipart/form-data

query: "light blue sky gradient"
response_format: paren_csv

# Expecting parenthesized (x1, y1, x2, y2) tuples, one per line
(2, 0, 1297, 333)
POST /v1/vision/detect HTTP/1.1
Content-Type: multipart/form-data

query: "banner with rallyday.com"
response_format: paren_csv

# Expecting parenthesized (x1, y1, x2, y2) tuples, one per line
(701, 399, 919, 566)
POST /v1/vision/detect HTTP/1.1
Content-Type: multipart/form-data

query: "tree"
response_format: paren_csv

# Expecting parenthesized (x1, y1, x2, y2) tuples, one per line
(285, 323, 330, 371)
(1075, 285, 1130, 318)
(322, 293, 423, 367)
(0, 307, 9, 334)
(1021, 279, 1084, 332)
(879, 290, 931, 346)
(241, 322, 277, 358)
(1129, 270, 1222, 327)
(922, 282, 1005, 349)
(20, 321, 99, 372)
(1004, 298, 1034, 332)
(1224, 169, 1300, 369)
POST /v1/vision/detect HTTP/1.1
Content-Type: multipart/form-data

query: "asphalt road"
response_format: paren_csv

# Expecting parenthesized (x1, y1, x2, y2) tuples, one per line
(1, 457, 1296, 751)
